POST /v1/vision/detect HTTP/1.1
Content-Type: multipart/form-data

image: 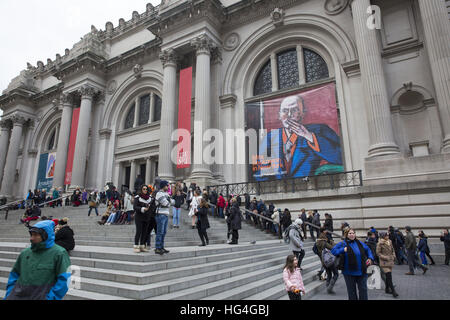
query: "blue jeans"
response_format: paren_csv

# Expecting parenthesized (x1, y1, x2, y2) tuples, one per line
(419, 251, 428, 265)
(218, 207, 224, 218)
(106, 213, 117, 224)
(88, 207, 99, 216)
(173, 208, 181, 226)
(155, 214, 169, 249)
(343, 274, 368, 300)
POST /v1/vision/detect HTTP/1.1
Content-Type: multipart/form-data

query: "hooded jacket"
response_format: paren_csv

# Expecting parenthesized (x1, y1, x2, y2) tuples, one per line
(4, 221, 71, 300)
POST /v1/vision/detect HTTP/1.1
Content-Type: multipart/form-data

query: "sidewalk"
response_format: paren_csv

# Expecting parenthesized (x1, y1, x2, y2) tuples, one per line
(307, 264, 450, 300)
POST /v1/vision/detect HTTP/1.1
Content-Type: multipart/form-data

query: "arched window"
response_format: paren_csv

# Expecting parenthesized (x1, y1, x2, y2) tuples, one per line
(253, 47, 329, 96)
(139, 95, 150, 126)
(253, 60, 272, 96)
(154, 94, 162, 122)
(124, 104, 135, 130)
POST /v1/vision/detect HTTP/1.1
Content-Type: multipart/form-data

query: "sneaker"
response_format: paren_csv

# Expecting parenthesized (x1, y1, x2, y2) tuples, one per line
(155, 249, 164, 255)
(422, 266, 428, 275)
(162, 248, 170, 254)
(133, 245, 141, 253)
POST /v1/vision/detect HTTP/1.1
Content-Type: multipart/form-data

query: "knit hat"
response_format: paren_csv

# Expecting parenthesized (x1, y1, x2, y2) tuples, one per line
(160, 180, 169, 189)
(379, 231, 388, 239)
(295, 219, 303, 226)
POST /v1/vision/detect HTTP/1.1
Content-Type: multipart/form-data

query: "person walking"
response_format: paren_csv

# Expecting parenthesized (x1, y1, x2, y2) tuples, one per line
(4, 220, 71, 300)
(196, 198, 210, 246)
(331, 228, 375, 300)
(404, 226, 428, 275)
(88, 191, 99, 217)
(417, 232, 430, 266)
(155, 180, 175, 255)
(288, 219, 306, 270)
(228, 198, 242, 245)
(283, 255, 305, 301)
(440, 229, 450, 266)
(323, 213, 334, 241)
(307, 211, 315, 240)
(418, 230, 435, 265)
(395, 229, 408, 265)
(217, 193, 225, 219)
(376, 231, 399, 298)
(312, 210, 321, 240)
(316, 228, 339, 294)
(55, 218, 75, 253)
(172, 190, 184, 229)
(300, 208, 308, 240)
(133, 185, 152, 253)
(189, 190, 202, 229)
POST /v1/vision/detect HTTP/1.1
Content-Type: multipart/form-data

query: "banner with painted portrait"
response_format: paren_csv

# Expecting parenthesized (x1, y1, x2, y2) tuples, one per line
(246, 82, 343, 181)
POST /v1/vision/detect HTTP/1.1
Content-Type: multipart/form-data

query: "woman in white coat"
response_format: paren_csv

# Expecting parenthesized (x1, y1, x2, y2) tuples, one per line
(188, 190, 202, 229)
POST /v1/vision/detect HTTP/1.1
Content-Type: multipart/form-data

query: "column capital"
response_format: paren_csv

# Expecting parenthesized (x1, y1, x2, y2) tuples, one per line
(78, 85, 98, 100)
(0, 119, 12, 130)
(159, 48, 179, 68)
(190, 35, 217, 57)
(99, 128, 112, 139)
(60, 92, 76, 106)
(10, 114, 27, 126)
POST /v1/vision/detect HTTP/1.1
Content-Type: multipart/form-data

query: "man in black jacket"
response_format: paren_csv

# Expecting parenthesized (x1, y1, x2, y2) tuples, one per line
(300, 208, 308, 240)
(209, 188, 218, 217)
(441, 229, 450, 265)
(324, 213, 334, 241)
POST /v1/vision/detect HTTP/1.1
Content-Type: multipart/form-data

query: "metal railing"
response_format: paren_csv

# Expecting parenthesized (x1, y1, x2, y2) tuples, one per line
(207, 170, 363, 197)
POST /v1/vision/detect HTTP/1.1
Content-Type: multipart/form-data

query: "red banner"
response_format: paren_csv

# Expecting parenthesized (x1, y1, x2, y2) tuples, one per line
(177, 67, 192, 169)
(64, 107, 80, 185)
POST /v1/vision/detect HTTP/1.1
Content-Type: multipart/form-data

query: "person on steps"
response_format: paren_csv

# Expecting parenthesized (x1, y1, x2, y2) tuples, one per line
(196, 198, 210, 247)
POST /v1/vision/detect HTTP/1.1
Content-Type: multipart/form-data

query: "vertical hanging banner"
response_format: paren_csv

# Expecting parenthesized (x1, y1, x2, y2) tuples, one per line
(36, 153, 53, 191)
(177, 67, 193, 169)
(64, 107, 80, 185)
(46, 152, 56, 179)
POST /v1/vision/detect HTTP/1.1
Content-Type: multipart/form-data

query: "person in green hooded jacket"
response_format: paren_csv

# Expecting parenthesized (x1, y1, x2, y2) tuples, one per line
(3, 220, 71, 300)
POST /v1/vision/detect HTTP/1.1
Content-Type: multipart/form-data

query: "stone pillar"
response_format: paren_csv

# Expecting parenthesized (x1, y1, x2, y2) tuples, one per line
(0, 119, 12, 187)
(148, 93, 155, 124)
(0, 115, 27, 199)
(133, 96, 139, 128)
(96, 129, 111, 190)
(18, 120, 35, 198)
(70, 85, 97, 189)
(145, 157, 152, 185)
(190, 35, 215, 185)
(158, 48, 179, 182)
(53, 94, 74, 189)
(130, 159, 137, 192)
(418, 0, 450, 152)
(351, 0, 400, 157)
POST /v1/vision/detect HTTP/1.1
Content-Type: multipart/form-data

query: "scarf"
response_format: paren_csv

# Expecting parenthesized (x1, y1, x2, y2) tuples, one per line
(345, 239, 367, 272)
(140, 192, 150, 200)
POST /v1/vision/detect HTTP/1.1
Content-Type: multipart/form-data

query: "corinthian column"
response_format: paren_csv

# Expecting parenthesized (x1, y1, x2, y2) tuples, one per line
(158, 48, 178, 182)
(0, 115, 27, 199)
(70, 85, 97, 189)
(351, 0, 400, 157)
(418, 0, 450, 152)
(190, 35, 215, 184)
(53, 94, 74, 188)
(0, 119, 12, 187)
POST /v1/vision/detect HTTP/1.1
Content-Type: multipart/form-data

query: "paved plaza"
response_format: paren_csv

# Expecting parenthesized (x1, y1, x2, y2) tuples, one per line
(307, 264, 450, 300)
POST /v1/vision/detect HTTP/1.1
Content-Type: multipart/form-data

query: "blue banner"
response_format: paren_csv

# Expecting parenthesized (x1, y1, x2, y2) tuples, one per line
(36, 153, 53, 191)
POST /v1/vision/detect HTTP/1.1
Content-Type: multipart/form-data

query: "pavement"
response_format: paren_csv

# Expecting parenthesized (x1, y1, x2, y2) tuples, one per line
(309, 263, 450, 300)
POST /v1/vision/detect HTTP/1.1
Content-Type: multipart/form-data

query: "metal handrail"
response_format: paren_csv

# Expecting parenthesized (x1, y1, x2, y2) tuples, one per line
(0, 198, 27, 211)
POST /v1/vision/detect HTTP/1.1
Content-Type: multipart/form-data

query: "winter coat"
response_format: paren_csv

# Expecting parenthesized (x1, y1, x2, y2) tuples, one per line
(55, 225, 75, 252)
(172, 195, 185, 209)
(418, 238, 430, 253)
(441, 233, 450, 251)
(316, 236, 335, 265)
(283, 268, 305, 293)
(189, 196, 202, 217)
(124, 193, 134, 212)
(376, 238, 395, 273)
(312, 213, 321, 226)
(196, 207, 210, 230)
(300, 212, 307, 222)
(288, 224, 304, 252)
(156, 190, 175, 216)
(331, 239, 375, 276)
(209, 191, 218, 205)
(133, 194, 152, 222)
(228, 203, 242, 230)
(271, 211, 280, 224)
(217, 196, 225, 208)
(324, 218, 333, 232)
(5, 221, 71, 300)
(365, 238, 378, 263)
(405, 231, 417, 251)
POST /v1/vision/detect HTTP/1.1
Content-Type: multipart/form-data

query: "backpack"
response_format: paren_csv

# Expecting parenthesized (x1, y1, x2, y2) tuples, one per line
(312, 243, 319, 256)
(147, 191, 160, 218)
(321, 247, 336, 268)
(283, 225, 295, 244)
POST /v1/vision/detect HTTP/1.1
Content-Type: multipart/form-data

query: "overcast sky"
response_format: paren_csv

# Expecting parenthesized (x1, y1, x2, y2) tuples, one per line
(0, 0, 161, 111)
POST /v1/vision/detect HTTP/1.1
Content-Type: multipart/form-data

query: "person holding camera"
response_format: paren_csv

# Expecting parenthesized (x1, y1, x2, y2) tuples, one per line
(155, 181, 175, 255)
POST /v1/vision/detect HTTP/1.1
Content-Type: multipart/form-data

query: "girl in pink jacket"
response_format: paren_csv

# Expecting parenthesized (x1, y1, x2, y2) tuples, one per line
(283, 255, 306, 300)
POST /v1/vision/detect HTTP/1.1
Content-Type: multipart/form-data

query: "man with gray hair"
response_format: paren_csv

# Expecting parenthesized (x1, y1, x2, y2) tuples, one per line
(404, 226, 428, 275)
(254, 94, 342, 181)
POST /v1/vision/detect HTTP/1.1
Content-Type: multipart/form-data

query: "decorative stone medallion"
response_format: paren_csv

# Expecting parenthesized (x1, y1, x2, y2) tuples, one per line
(224, 33, 240, 52)
(324, 0, 349, 15)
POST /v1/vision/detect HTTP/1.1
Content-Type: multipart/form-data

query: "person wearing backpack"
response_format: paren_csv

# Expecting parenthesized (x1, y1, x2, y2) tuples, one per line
(316, 228, 338, 294)
(331, 228, 375, 300)
(288, 219, 306, 270)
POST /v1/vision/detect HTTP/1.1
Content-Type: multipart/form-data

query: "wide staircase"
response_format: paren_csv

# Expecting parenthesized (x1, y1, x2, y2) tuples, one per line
(0, 204, 325, 300)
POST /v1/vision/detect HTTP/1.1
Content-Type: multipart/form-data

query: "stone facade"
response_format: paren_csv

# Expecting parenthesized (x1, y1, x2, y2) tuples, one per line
(0, 0, 449, 236)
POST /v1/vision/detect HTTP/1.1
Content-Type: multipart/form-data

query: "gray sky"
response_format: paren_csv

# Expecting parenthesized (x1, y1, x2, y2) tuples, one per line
(0, 0, 161, 97)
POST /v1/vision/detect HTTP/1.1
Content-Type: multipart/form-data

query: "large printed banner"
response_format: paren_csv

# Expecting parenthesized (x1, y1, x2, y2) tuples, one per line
(36, 153, 54, 191)
(64, 107, 80, 185)
(177, 67, 193, 169)
(246, 82, 343, 181)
